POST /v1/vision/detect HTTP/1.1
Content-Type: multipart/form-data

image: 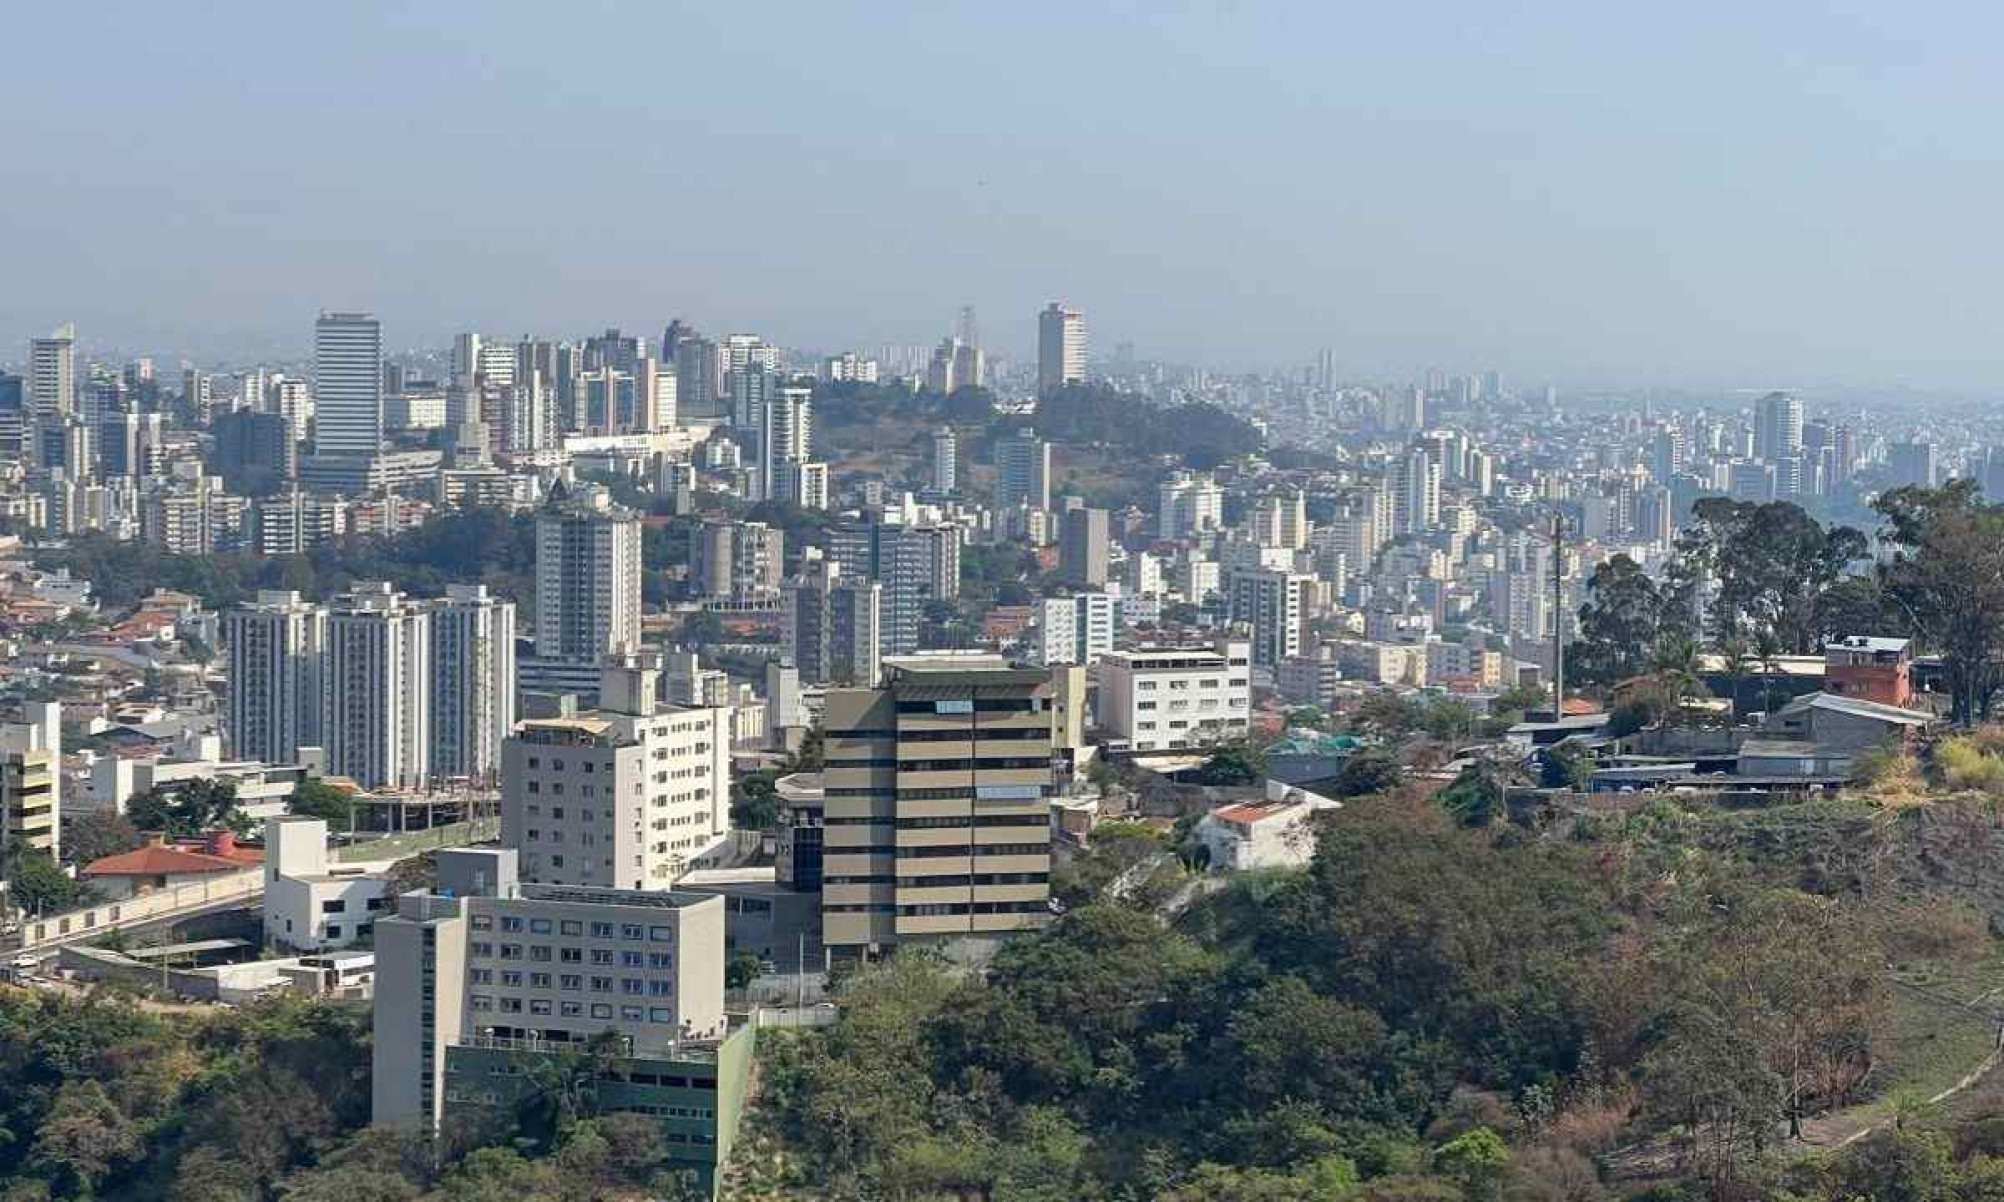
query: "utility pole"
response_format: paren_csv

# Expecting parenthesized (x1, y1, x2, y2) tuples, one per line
(1551, 511, 1566, 719)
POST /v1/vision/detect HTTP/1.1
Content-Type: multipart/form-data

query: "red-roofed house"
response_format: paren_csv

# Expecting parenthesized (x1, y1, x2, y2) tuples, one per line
(82, 831, 263, 899)
(1194, 780, 1341, 871)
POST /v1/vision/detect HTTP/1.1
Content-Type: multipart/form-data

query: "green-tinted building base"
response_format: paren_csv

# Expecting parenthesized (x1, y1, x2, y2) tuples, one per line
(442, 1024, 755, 1198)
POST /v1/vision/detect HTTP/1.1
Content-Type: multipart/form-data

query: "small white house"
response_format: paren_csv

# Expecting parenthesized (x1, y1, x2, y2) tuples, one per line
(262, 816, 389, 952)
(1195, 779, 1341, 872)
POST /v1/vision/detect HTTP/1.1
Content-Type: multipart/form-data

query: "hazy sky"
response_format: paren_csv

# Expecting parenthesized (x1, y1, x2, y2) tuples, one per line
(6, 2, 2004, 387)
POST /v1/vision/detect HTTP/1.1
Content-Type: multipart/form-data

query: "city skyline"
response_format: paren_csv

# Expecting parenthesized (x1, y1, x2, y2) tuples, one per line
(11, 5, 2004, 388)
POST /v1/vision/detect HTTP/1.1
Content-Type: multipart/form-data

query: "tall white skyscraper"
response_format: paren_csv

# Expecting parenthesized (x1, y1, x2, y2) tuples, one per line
(322, 581, 432, 790)
(429, 584, 517, 784)
(1756, 390, 1804, 462)
(1036, 302, 1085, 394)
(761, 385, 813, 502)
(534, 488, 642, 662)
(1391, 447, 1441, 535)
(29, 326, 76, 421)
(223, 590, 325, 766)
(314, 312, 384, 457)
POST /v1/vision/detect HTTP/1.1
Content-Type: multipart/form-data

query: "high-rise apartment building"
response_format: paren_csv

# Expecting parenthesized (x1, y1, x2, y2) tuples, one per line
(313, 312, 384, 457)
(431, 584, 517, 784)
(29, 326, 77, 422)
(1058, 506, 1110, 586)
(672, 330, 723, 423)
(370, 847, 745, 1195)
(223, 590, 326, 766)
(212, 410, 296, 494)
(820, 654, 1056, 960)
(1226, 566, 1312, 667)
(1036, 303, 1085, 394)
(1756, 390, 1804, 462)
(1391, 447, 1441, 535)
(760, 385, 817, 505)
(322, 581, 432, 790)
(995, 428, 1051, 512)
(695, 521, 784, 601)
(534, 488, 642, 663)
(827, 520, 961, 655)
(783, 558, 882, 687)
(1037, 593, 1117, 666)
(500, 657, 732, 890)
(1158, 471, 1224, 539)
(96, 412, 164, 481)
(930, 427, 957, 494)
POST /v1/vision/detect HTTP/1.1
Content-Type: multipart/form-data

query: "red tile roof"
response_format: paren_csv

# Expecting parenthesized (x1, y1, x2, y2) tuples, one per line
(83, 832, 262, 877)
(83, 846, 247, 877)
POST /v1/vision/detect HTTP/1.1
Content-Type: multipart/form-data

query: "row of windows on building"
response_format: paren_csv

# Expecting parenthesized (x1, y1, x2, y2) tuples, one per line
(469, 971, 675, 996)
(822, 872, 1048, 886)
(822, 814, 1049, 828)
(471, 915, 677, 941)
(467, 997, 678, 1022)
(825, 900, 1051, 915)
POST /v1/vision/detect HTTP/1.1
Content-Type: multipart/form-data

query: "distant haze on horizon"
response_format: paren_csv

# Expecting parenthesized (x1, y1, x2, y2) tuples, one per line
(6, 2, 2004, 390)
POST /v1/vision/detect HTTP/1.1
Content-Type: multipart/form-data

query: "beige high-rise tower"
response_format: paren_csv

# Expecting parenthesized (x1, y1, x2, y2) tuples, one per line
(820, 654, 1055, 961)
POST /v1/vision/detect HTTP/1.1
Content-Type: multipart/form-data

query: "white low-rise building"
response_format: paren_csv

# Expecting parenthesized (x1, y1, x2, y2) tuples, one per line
(1194, 780, 1340, 872)
(1096, 639, 1251, 752)
(263, 815, 389, 952)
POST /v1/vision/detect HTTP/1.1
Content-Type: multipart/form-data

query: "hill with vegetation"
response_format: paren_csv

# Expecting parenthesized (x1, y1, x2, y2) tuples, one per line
(725, 776, 2004, 1202)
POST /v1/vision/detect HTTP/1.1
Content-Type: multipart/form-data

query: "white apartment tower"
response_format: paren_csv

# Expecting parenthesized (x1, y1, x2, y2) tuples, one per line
(761, 385, 818, 505)
(1036, 302, 1086, 394)
(1391, 447, 1441, 535)
(500, 658, 733, 890)
(431, 584, 518, 784)
(322, 581, 432, 790)
(1037, 593, 1118, 666)
(313, 312, 384, 457)
(534, 488, 642, 662)
(223, 590, 326, 766)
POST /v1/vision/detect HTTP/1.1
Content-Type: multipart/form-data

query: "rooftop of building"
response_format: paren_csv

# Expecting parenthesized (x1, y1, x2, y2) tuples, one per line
(83, 832, 262, 877)
(514, 883, 719, 911)
(1774, 691, 1935, 725)
(1825, 635, 1912, 655)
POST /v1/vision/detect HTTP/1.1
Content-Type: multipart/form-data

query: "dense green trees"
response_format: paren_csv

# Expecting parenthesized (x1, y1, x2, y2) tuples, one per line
(289, 779, 356, 830)
(1669, 499, 1866, 654)
(1572, 555, 1677, 686)
(126, 779, 242, 837)
(3, 848, 88, 915)
(0, 991, 721, 1201)
(756, 787, 1945, 1201)
(1876, 481, 2004, 724)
